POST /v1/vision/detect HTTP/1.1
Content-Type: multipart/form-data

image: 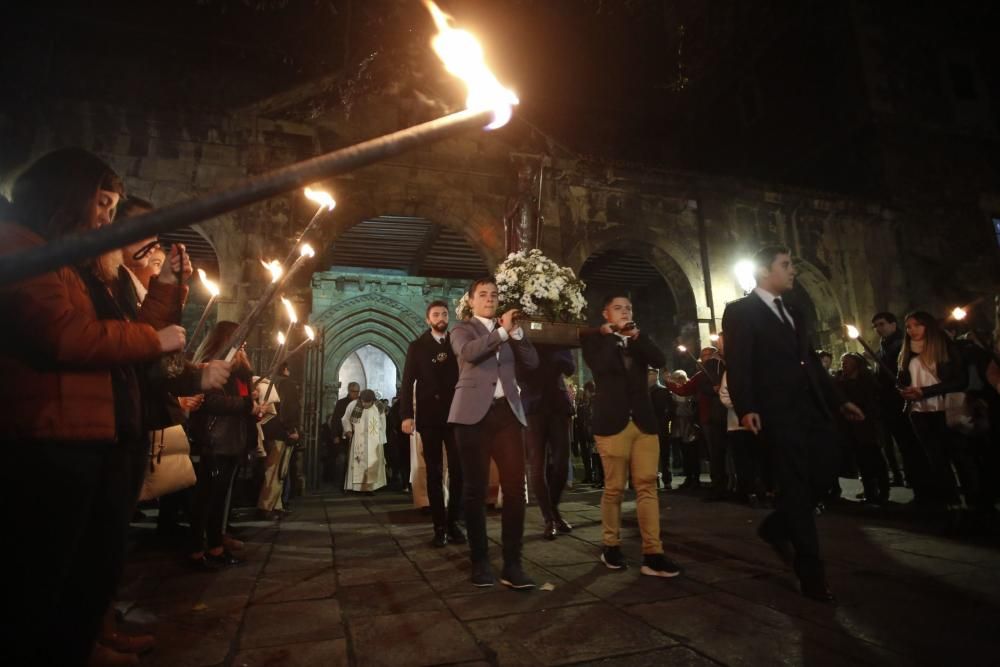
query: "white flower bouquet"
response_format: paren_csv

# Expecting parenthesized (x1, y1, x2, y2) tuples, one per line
(454, 249, 587, 324)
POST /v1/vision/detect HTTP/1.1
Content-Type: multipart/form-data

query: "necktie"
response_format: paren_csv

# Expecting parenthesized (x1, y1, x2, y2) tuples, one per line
(774, 298, 795, 331)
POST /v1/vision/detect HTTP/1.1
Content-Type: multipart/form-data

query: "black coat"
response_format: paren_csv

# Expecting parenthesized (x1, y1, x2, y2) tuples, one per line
(721, 292, 842, 422)
(399, 329, 459, 427)
(516, 345, 576, 416)
(581, 331, 666, 436)
(189, 368, 256, 457)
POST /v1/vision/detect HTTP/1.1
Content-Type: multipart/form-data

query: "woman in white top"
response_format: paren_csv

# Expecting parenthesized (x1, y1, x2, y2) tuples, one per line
(897, 311, 974, 508)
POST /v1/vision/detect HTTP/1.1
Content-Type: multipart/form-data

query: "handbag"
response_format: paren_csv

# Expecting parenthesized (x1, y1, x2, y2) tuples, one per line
(140, 424, 197, 501)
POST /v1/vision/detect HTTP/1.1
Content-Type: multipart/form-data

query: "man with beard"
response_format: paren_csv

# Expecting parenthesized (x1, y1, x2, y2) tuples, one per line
(401, 300, 465, 547)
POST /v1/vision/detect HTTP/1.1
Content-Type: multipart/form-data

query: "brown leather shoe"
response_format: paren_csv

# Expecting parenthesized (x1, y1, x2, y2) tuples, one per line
(101, 631, 156, 655)
(88, 643, 139, 667)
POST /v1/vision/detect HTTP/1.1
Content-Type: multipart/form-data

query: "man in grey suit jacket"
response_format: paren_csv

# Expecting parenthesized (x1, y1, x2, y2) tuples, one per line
(449, 277, 539, 589)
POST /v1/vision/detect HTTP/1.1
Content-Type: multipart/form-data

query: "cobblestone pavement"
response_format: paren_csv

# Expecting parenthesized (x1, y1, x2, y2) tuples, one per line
(118, 480, 1000, 666)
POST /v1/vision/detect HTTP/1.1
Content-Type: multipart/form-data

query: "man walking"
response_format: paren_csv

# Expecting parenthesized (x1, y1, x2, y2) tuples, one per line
(582, 294, 680, 578)
(400, 300, 465, 547)
(449, 277, 538, 589)
(723, 245, 864, 603)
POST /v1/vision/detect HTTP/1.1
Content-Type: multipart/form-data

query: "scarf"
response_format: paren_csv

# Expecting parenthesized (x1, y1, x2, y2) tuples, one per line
(349, 399, 386, 424)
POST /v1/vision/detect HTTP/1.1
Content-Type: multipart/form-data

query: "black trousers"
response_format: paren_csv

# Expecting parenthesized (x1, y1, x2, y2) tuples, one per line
(453, 400, 526, 564)
(728, 429, 762, 497)
(759, 401, 840, 581)
(525, 411, 571, 522)
(2, 439, 140, 666)
(190, 453, 239, 552)
(909, 411, 979, 506)
(418, 423, 463, 529)
(853, 441, 890, 503)
(885, 405, 930, 496)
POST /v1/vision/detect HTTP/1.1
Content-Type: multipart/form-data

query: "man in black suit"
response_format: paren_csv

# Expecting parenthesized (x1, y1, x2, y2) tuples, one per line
(722, 245, 864, 603)
(517, 345, 576, 540)
(582, 294, 681, 578)
(400, 300, 465, 547)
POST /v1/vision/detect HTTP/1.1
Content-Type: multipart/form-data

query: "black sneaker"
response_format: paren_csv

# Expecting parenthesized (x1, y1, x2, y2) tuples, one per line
(640, 553, 681, 578)
(600, 545, 626, 570)
(446, 523, 467, 545)
(471, 560, 495, 587)
(499, 562, 536, 590)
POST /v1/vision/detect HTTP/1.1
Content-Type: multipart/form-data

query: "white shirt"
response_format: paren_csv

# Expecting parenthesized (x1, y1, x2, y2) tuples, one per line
(754, 286, 795, 329)
(474, 314, 523, 399)
(908, 357, 945, 413)
(431, 330, 446, 344)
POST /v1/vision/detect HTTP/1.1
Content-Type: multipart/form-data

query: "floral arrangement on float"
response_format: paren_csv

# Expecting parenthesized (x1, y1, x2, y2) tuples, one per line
(455, 249, 587, 346)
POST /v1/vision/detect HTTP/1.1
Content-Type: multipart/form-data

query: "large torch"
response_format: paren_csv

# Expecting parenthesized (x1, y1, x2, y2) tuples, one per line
(846, 324, 896, 379)
(0, 0, 518, 286)
(186, 268, 221, 353)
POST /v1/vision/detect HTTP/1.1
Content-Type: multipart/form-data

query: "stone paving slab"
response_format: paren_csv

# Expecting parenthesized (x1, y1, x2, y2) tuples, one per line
(238, 598, 344, 649)
(347, 610, 484, 667)
(466, 602, 676, 665)
(115, 481, 1000, 666)
(231, 638, 348, 667)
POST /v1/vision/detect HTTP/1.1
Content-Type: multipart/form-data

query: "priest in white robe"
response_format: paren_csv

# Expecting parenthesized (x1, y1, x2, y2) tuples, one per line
(342, 389, 388, 492)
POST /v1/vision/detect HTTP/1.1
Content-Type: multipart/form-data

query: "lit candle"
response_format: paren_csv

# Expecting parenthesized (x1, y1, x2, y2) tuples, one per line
(186, 268, 221, 353)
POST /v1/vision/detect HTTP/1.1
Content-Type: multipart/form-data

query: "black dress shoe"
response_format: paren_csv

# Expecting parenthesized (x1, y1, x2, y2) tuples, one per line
(801, 581, 837, 604)
(554, 518, 573, 534)
(205, 549, 245, 567)
(447, 523, 467, 544)
(431, 528, 448, 548)
(542, 521, 557, 541)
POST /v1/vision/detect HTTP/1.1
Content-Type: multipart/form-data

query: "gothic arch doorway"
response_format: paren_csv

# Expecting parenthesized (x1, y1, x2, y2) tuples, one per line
(336, 344, 399, 401)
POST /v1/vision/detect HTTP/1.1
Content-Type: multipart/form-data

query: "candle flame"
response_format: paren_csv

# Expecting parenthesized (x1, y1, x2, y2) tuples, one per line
(423, 0, 518, 129)
(304, 187, 336, 211)
(951, 307, 967, 321)
(277, 331, 286, 345)
(197, 268, 220, 297)
(677, 345, 687, 353)
(281, 296, 298, 324)
(261, 259, 283, 283)
(304, 325, 316, 341)
(299, 243, 316, 258)
(846, 324, 860, 339)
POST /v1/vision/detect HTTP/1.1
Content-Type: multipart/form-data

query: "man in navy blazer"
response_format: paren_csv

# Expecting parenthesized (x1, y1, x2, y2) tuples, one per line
(449, 277, 539, 589)
(723, 245, 863, 604)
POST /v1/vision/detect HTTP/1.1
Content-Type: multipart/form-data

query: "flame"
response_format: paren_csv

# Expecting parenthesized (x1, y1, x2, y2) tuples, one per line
(951, 307, 967, 321)
(304, 187, 336, 211)
(299, 243, 316, 258)
(277, 331, 286, 346)
(261, 259, 283, 283)
(197, 268, 220, 297)
(709, 334, 720, 343)
(677, 345, 688, 353)
(846, 324, 860, 339)
(304, 325, 316, 341)
(423, 0, 518, 129)
(281, 297, 298, 324)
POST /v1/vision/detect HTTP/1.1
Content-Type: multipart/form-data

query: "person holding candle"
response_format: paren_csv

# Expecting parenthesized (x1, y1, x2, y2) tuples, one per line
(722, 245, 864, 604)
(0, 148, 196, 665)
(188, 321, 265, 569)
(897, 311, 978, 513)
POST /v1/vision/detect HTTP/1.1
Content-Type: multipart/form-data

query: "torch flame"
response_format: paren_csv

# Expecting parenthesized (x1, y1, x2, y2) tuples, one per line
(304, 187, 336, 211)
(300, 243, 316, 258)
(261, 259, 283, 283)
(197, 268, 220, 297)
(709, 334, 720, 343)
(277, 332, 286, 345)
(423, 0, 518, 129)
(677, 345, 688, 353)
(304, 325, 316, 341)
(281, 297, 298, 324)
(951, 307, 967, 321)
(846, 324, 860, 339)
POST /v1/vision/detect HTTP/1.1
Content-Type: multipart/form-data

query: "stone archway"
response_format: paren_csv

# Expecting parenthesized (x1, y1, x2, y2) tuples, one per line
(567, 235, 702, 322)
(791, 259, 847, 355)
